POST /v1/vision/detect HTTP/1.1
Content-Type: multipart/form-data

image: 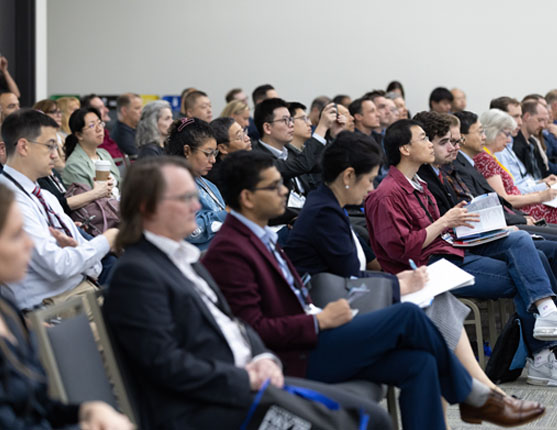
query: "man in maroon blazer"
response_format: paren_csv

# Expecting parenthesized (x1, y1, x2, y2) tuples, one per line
(202, 149, 542, 430)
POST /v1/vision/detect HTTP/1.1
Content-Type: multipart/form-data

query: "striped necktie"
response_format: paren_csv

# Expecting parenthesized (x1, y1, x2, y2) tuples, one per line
(32, 186, 73, 237)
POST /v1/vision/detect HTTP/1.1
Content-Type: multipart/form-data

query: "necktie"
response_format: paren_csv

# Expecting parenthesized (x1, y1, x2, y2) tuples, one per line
(32, 186, 73, 237)
(438, 170, 444, 184)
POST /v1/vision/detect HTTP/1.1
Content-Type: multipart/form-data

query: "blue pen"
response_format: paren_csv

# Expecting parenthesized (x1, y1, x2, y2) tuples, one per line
(408, 259, 418, 270)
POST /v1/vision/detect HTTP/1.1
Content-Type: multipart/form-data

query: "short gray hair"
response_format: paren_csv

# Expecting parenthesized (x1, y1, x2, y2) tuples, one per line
(480, 109, 517, 142)
(135, 100, 171, 147)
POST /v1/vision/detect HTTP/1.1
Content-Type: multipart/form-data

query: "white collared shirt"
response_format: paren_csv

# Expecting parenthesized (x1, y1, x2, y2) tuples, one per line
(144, 230, 258, 367)
(0, 166, 108, 309)
(259, 140, 289, 160)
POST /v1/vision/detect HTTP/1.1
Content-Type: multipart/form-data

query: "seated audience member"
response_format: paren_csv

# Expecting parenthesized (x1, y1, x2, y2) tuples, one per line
(363, 90, 390, 135)
(544, 89, 557, 172)
(471, 109, 557, 223)
(56, 96, 80, 137)
(252, 98, 334, 200)
(248, 84, 279, 141)
(207, 117, 251, 188)
(32, 99, 65, 172)
(202, 150, 544, 430)
(81, 94, 125, 161)
(308, 95, 330, 127)
(509, 100, 553, 181)
(225, 87, 249, 104)
(429, 87, 453, 113)
(365, 118, 557, 385)
(62, 108, 120, 193)
(451, 88, 467, 112)
(220, 99, 250, 130)
(0, 55, 20, 97)
(166, 118, 226, 250)
(349, 97, 380, 139)
(386, 80, 405, 99)
(488, 97, 557, 194)
(135, 100, 173, 159)
(386, 91, 409, 120)
(0, 109, 117, 309)
(288, 102, 313, 151)
(0, 91, 20, 125)
(111, 93, 143, 156)
(178, 87, 197, 118)
(184, 90, 213, 123)
(285, 132, 506, 397)
(332, 94, 351, 108)
(0, 183, 133, 430)
(103, 156, 395, 430)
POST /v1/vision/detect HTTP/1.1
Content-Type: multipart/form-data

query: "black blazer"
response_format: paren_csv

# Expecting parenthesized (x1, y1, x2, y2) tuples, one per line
(417, 164, 458, 216)
(104, 237, 268, 430)
(512, 130, 549, 179)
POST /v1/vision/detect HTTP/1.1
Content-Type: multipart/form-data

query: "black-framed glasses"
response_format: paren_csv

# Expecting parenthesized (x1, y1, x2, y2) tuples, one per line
(27, 139, 59, 152)
(251, 178, 284, 193)
(47, 109, 62, 115)
(450, 137, 465, 146)
(268, 116, 294, 126)
(197, 148, 219, 159)
(83, 120, 105, 130)
(164, 191, 199, 203)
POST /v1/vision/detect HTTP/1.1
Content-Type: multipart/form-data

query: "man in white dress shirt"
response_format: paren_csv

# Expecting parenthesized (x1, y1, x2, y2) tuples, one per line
(0, 109, 117, 309)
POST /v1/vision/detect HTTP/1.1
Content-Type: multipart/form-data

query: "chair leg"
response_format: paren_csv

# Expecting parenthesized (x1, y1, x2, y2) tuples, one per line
(487, 300, 499, 351)
(459, 298, 485, 369)
(387, 385, 400, 430)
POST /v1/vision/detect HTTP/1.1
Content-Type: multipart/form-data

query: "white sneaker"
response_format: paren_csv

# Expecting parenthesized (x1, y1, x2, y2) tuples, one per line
(533, 310, 557, 341)
(527, 353, 557, 386)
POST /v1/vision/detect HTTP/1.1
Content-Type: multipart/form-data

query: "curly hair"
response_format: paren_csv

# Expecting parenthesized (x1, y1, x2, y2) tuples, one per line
(412, 111, 451, 140)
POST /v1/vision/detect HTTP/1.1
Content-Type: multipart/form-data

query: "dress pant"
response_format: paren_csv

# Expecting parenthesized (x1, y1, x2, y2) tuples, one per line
(306, 302, 473, 430)
(442, 230, 557, 354)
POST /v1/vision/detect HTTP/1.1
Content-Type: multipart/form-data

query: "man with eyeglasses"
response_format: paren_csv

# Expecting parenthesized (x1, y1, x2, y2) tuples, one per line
(0, 109, 117, 310)
(252, 98, 335, 225)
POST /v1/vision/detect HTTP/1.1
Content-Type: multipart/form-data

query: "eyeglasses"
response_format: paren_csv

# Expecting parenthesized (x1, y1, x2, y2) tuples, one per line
(450, 137, 465, 146)
(27, 139, 59, 152)
(47, 109, 62, 116)
(409, 135, 430, 144)
(293, 115, 311, 124)
(164, 191, 199, 203)
(499, 130, 513, 138)
(268, 116, 294, 126)
(230, 130, 249, 142)
(251, 178, 284, 193)
(197, 148, 219, 159)
(83, 120, 105, 130)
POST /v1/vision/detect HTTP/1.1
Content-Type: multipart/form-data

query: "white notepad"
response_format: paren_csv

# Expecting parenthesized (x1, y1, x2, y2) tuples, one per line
(401, 258, 475, 308)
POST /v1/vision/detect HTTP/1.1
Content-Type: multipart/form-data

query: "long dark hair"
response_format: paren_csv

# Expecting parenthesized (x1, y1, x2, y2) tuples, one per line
(64, 107, 101, 160)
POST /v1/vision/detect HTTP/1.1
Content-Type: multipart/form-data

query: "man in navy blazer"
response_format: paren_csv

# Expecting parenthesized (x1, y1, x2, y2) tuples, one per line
(202, 149, 544, 430)
(103, 156, 396, 430)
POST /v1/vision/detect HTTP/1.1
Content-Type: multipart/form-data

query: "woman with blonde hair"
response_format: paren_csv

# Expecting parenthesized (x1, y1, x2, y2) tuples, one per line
(56, 96, 80, 136)
(220, 99, 250, 130)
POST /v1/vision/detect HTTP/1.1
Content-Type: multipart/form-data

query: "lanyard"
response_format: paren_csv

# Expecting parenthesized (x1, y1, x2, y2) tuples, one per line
(413, 190, 435, 224)
(197, 177, 226, 210)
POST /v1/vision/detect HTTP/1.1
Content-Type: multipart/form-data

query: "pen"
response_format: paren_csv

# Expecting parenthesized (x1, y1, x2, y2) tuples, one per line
(408, 259, 418, 270)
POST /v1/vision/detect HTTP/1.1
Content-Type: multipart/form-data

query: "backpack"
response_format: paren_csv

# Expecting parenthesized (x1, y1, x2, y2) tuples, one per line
(65, 183, 120, 236)
(485, 312, 528, 384)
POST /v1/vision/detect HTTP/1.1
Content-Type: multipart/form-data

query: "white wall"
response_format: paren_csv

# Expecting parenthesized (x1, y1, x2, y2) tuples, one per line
(47, 0, 557, 116)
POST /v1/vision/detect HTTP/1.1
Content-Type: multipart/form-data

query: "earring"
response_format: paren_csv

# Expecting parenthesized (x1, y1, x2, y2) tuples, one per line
(345, 185, 350, 189)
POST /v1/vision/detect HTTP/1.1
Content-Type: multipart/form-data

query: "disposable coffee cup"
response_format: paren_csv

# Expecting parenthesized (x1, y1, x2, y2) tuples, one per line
(95, 160, 111, 181)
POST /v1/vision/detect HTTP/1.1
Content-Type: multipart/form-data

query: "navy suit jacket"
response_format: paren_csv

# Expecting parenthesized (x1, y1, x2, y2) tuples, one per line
(104, 237, 268, 429)
(285, 184, 363, 278)
(202, 215, 318, 377)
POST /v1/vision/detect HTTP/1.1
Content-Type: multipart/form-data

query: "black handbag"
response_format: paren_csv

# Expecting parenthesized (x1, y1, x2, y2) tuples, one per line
(308, 272, 398, 313)
(240, 380, 370, 430)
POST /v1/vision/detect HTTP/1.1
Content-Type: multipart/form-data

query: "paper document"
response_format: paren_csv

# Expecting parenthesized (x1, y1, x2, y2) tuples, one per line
(454, 193, 506, 238)
(543, 184, 557, 208)
(401, 258, 475, 308)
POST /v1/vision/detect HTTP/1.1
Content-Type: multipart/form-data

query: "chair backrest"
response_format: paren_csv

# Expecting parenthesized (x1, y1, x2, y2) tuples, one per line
(29, 293, 137, 425)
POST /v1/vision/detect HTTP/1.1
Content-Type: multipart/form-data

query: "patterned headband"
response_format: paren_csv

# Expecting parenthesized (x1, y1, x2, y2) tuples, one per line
(177, 117, 195, 132)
